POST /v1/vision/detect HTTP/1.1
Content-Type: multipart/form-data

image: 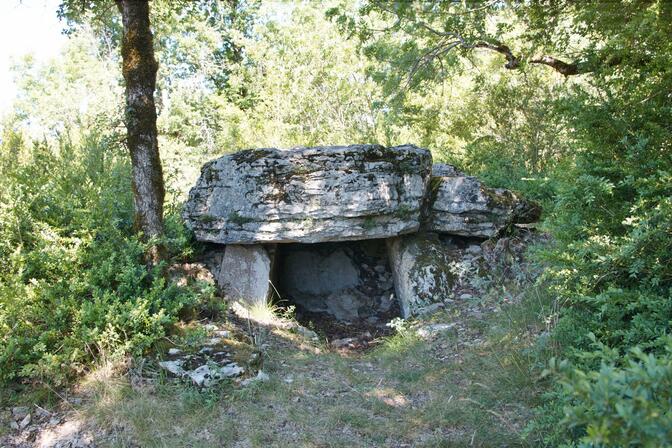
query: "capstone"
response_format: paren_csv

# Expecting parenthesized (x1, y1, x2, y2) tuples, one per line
(184, 144, 432, 244)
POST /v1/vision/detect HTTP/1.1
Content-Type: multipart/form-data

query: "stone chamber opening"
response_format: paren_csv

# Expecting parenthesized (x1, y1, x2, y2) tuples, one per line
(273, 239, 401, 344)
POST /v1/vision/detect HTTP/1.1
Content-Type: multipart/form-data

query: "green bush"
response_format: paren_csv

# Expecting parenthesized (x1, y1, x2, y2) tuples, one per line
(533, 165, 672, 446)
(553, 338, 672, 447)
(0, 130, 198, 386)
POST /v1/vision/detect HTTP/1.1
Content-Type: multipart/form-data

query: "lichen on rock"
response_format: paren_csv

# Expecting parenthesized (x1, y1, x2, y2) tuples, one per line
(183, 144, 433, 244)
(427, 163, 541, 237)
(387, 233, 459, 318)
(182, 147, 541, 315)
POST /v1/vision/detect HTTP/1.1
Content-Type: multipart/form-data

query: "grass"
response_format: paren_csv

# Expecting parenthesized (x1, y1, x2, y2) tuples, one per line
(67, 281, 556, 447)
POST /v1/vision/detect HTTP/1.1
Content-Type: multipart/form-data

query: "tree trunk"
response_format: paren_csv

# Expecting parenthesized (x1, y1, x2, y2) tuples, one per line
(116, 0, 165, 263)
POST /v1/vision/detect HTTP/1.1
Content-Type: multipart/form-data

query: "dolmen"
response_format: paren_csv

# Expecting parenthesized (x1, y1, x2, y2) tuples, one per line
(183, 144, 540, 318)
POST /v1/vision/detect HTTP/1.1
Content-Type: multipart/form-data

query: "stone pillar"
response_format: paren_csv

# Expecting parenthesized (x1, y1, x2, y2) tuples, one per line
(387, 233, 456, 318)
(217, 244, 276, 306)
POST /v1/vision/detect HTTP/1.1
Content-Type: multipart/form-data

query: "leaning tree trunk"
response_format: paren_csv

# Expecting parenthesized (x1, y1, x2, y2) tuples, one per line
(116, 0, 165, 263)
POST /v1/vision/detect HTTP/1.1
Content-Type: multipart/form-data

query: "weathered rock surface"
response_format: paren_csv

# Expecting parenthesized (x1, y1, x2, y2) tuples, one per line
(182, 146, 542, 323)
(387, 233, 458, 318)
(240, 370, 270, 386)
(217, 245, 275, 304)
(183, 144, 432, 244)
(416, 323, 457, 338)
(428, 164, 541, 237)
(431, 163, 462, 177)
(158, 344, 244, 388)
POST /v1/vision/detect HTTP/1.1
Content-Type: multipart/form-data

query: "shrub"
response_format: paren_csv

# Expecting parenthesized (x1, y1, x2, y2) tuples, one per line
(554, 338, 672, 447)
(0, 130, 198, 386)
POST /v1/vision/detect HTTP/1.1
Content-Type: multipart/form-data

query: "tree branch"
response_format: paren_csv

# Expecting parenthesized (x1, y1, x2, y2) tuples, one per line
(414, 22, 584, 79)
(472, 41, 521, 69)
(530, 56, 579, 76)
(417, 24, 521, 70)
(406, 38, 461, 88)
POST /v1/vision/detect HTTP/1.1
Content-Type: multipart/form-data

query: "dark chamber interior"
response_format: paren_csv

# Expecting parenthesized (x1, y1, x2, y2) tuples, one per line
(274, 239, 400, 340)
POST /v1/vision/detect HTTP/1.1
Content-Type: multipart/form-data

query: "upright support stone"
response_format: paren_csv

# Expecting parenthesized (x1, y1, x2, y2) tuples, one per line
(218, 245, 275, 306)
(387, 233, 456, 318)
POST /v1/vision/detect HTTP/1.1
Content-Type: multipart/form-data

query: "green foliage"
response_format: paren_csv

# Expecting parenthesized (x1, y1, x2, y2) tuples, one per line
(529, 2, 672, 445)
(550, 338, 672, 447)
(2, 4, 671, 445)
(0, 126, 198, 386)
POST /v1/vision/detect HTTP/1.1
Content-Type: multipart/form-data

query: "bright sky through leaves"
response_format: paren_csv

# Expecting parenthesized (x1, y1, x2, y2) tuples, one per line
(0, 0, 65, 114)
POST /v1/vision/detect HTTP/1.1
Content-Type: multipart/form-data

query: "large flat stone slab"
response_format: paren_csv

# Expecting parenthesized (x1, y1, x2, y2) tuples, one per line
(428, 164, 541, 238)
(183, 144, 432, 244)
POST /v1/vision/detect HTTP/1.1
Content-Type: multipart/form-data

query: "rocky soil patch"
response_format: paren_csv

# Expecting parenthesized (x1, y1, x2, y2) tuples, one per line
(0, 402, 102, 448)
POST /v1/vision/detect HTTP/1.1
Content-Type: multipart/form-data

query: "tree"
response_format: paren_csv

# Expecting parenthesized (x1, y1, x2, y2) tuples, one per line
(54, 1, 263, 263)
(116, 0, 165, 263)
(329, 0, 672, 87)
(56, 0, 166, 262)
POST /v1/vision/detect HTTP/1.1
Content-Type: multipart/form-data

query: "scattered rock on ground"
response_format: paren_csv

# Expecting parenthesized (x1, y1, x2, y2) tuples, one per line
(158, 360, 185, 377)
(1, 403, 104, 448)
(204, 337, 223, 346)
(18, 414, 31, 430)
(240, 370, 270, 387)
(416, 323, 457, 338)
(159, 357, 244, 388)
(331, 337, 358, 349)
(415, 302, 445, 316)
(12, 407, 29, 421)
(293, 325, 319, 341)
(158, 333, 245, 388)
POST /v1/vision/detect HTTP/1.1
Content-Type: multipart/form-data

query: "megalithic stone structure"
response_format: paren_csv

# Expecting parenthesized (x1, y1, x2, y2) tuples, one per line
(183, 144, 540, 317)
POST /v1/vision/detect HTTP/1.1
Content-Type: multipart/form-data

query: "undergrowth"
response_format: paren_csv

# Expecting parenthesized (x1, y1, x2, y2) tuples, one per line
(0, 129, 201, 391)
(73, 272, 556, 447)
